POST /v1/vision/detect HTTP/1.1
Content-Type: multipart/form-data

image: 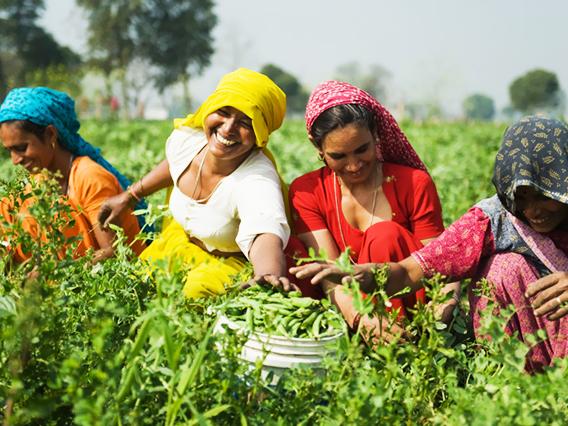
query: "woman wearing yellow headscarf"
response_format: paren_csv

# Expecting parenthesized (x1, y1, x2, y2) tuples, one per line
(98, 68, 295, 298)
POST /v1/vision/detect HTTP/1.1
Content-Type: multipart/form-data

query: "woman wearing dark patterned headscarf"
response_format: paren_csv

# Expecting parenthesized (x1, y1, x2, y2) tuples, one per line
(0, 87, 146, 262)
(306, 115, 568, 372)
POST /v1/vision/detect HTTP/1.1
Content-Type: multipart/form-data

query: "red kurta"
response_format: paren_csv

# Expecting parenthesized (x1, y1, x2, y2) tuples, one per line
(290, 162, 445, 314)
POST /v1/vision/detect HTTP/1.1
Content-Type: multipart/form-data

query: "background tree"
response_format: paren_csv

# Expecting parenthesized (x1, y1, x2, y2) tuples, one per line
(260, 64, 309, 115)
(462, 93, 495, 121)
(132, 0, 217, 112)
(76, 0, 138, 117)
(0, 0, 81, 99)
(77, 0, 216, 117)
(334, 62, 391, 102)
(509, 69, 564, 114)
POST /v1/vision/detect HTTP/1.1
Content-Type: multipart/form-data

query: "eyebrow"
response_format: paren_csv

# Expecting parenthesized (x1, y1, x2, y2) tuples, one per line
(325, 142, 371, 156)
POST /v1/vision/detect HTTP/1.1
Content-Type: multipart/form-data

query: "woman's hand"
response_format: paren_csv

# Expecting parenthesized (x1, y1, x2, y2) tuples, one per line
(432, 299, 459, 324)
(526, 272, 568, 320)
(289, 262, 377, 293)
(98, 191, 133, 229)
(243, 274, 300, 293)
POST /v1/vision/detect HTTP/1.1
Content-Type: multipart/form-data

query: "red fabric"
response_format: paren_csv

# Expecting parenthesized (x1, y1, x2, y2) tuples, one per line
(358, 221, 427, 317)
(471, 253, 568, 372)
(290, 162, 444, 263)
(290, 162, 444, 315)
(304, 80, 426, 171)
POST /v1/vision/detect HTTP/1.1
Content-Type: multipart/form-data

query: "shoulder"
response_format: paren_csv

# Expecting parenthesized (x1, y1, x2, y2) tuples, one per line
(166, 127, 206, 154)
(383, 162, 432, 184)
(290, 167, 329, 193)
(72, 156, 117, 184)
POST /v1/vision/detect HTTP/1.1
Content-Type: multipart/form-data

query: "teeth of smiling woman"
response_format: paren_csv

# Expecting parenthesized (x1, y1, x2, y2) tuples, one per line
(217, 133, 238, 146)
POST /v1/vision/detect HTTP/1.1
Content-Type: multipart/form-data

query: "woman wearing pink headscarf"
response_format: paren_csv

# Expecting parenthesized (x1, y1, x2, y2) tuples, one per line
(289, 81, 457, 343)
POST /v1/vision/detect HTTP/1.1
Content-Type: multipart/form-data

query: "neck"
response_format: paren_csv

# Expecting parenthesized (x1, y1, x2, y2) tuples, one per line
(51, 148, 74, 185)
(205, 149, 254, 177)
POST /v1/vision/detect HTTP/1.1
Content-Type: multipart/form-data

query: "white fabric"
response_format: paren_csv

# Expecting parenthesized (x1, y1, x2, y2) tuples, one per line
(166, 127, 290, 258)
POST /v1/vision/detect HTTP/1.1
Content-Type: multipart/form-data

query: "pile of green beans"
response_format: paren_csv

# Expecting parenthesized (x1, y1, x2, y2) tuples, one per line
(220, 286, 345, 339)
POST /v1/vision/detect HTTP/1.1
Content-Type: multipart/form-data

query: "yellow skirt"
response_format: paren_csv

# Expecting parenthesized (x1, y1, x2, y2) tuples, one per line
(140, 221, 248, 299)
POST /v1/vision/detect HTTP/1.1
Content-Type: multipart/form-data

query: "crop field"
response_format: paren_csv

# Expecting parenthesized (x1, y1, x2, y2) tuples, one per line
(1, 120, 567, 425)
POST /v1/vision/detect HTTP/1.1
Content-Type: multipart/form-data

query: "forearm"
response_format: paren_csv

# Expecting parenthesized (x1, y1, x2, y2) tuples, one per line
(129, 159, 173, 199)
(249, 233, 287, 277)
(384, 257, 425, 296)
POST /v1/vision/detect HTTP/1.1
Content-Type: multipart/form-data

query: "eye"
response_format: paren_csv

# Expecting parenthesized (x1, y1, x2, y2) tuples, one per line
(327, 153, 345, 160)
(239, 119, 253, 130)
(354, 143, 370, 155)
(7, 144, 28, 153)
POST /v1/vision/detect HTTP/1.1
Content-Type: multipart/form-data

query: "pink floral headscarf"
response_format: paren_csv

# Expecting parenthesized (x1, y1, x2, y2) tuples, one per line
(305, 80, 427, 171)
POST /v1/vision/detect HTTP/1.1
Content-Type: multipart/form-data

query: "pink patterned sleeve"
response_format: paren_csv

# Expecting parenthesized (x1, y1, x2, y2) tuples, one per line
(411, 207, 495, 280)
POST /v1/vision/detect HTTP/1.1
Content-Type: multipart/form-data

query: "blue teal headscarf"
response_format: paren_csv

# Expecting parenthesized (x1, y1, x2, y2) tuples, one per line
(0, 87, 151, 231)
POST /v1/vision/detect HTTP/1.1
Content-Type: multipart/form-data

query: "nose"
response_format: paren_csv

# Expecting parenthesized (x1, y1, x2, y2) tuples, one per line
(522, 202, 542, 218)
(220, 116, 238, 135)
(344, 157, 362, 172)
(10, 151, 23, 165)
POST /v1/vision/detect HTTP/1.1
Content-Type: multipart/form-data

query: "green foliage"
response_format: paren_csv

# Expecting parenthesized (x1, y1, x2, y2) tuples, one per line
(24, 64, 83, 99)
(0, 119, 566, 424)
(463, 94, 495, 121)
(509, 68, 564, 114)
(260, 64, 310, 115)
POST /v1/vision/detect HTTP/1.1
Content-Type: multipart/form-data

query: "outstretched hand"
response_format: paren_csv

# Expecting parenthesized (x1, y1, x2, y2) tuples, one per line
(241, 274, 300, 293)
(98, 191, 132, 230)
(289, 262, 377, 293)
(526, 271, 568, 320)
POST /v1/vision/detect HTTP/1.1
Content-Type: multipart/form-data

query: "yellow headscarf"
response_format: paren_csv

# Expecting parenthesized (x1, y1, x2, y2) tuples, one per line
(173, 68, 291, 222)
(173, 68, 286, 147)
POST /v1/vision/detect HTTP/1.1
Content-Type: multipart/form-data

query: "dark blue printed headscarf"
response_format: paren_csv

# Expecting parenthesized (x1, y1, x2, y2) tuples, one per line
(493, 115, 568, 214)
(0, 87, 150, 230)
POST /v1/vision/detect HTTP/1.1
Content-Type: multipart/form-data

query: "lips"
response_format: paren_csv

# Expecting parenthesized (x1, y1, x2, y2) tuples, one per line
(215, 132, 239, 147)
(527, 217, 550, 227)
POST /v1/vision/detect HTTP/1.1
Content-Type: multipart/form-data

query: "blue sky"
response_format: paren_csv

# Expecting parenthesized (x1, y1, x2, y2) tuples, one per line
(42, 0, 568, 115)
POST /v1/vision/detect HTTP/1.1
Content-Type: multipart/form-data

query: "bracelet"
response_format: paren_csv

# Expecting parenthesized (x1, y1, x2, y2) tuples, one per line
(451, 292, 460, 304)
(127, 185, 141, 202)
(137, 178, 145, 196)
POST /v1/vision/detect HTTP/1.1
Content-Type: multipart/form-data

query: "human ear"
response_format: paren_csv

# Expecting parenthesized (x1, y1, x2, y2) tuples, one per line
(43, 125, 59, 149)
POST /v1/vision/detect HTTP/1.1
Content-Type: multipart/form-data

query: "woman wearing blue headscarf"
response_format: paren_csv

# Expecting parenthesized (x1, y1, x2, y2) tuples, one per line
(0, 87, 146, 262)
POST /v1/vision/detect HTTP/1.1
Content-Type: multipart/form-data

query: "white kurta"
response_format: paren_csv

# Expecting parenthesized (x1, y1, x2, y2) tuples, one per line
(166, 127, 290, 258)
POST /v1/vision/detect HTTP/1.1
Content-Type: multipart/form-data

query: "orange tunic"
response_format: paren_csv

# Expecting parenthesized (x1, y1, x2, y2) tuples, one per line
(1, 156, 144, 262)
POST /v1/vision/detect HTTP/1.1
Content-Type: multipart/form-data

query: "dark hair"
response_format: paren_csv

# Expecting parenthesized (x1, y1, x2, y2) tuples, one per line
(310, 104, 377, 148)
(2, 119, 49, 141)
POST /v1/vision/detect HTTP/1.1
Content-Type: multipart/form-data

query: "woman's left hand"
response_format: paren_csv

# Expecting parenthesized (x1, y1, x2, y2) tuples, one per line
(526, 272, 568, 320)
(243, 274, 300, 293)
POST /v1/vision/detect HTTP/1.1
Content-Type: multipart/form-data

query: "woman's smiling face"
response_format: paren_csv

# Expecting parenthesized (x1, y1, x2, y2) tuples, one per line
(515, 185, 568, 233)
(320, 123, 378, 185)
(0, 122, 55, 173)
(203, 106, 256, 162)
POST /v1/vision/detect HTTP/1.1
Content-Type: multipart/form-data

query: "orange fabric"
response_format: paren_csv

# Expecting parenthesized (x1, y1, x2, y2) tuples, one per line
(68, 157, 144, 255)
(0, 156, 144, 262)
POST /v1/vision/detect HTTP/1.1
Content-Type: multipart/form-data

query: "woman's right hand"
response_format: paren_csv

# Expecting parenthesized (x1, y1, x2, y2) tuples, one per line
(98, 191, 133, 229)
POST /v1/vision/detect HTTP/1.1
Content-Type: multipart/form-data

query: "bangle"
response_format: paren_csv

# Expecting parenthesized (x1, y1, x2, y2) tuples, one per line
(451, 292, 460, 304)
(127, 185, 141, 202)
(137, 178, 145, 197)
